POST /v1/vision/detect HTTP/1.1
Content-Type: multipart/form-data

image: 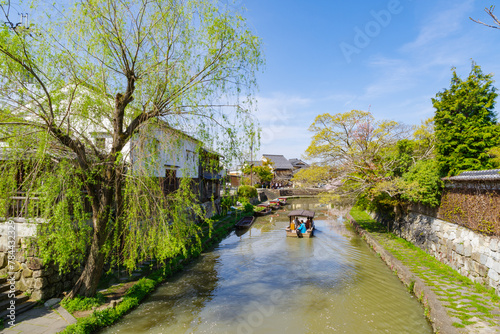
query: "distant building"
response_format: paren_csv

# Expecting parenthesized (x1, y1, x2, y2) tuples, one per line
(262, 154, 294, 183)
(289, 158, 310, 173)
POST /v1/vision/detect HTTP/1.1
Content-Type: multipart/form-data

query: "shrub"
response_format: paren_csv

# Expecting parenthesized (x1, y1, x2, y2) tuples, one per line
(237, 185, 257, 199)
(61, 293, 106, 313)
(402, 159, 443, 207)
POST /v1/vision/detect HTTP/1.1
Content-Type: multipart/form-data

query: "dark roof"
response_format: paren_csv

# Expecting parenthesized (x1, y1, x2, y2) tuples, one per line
(263, 154, 293, 170)
(289, 158, 310, 168)
(445, 169, 500, 182)
(287, 210, 315, 218)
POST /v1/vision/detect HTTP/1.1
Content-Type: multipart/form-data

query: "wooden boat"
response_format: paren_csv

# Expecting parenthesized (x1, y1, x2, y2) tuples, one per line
(254, 204, 272, 217)
(235, 216, 255, 229)
(278, 197, 287, 205)
(286, 210, 315, 238)
(269, 200, 281, 210)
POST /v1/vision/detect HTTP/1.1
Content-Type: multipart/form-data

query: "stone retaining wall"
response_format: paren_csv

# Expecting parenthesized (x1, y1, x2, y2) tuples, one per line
(393, 211, 500, 294)
(0, 221, 81, 301)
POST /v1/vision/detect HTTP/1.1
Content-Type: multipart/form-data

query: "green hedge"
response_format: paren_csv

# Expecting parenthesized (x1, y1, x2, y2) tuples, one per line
(237, 185, 257, 199)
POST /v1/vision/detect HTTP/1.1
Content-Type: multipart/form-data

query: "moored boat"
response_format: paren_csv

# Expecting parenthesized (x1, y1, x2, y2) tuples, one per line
(254, 204, 272, 216)
(235, 216, 255, 229)
(278, 197, 287, 205)
(286, 210, 315, 238)
(269, 200, 281, 210)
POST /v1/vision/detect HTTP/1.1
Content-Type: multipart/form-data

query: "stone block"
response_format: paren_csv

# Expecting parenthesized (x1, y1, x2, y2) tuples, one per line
(471, 236, 480, 249)
(464, 245, 472, 257)
(48, 274, 61, 284)
(44, 298, 61, 308)
(0, 252, 7, 268)
(14, 271, 21, 280)
(16, 276, 34, 291)
(494, 261, 500, 274)
(488, 269, 499, 281)
(34, 277, 49, 289)
(31, 289, 42, 301)
(23, 268, 33, 278)
(490, 238, 499, 251)
(456, 243, 464, 256)
(472, 252, 481, 263)
(27, 257, 43, 270)
(477, 263, 489, 277)
(63, 280, 73, 290)
(480, 253, 489, 266)
(486, 256, 495, 269)
(15, 253, 25, 263)
(54, 282, 63, 293)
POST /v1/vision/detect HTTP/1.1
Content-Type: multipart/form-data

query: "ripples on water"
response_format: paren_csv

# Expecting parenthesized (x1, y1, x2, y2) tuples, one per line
(101, 198, 432, 334)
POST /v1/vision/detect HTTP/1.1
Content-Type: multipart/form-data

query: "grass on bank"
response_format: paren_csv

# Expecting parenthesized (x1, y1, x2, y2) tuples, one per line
(349, 207, 500, 329)
(60, 211, 249, 334)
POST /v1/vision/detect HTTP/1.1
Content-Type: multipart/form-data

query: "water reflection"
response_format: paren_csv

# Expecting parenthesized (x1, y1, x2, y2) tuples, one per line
(101, 198, 431, 334)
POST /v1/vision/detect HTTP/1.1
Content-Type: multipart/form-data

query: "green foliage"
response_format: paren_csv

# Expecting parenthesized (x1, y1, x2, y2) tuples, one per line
(291, 165, 332, 187)
(61, 293, 106, 313)
(220, 196, 235, 216)
(305, 110, 409, 204)
(242, 202, 254, 213)
(401, 159, 443, 207)
(242, 164, 273, 183)
(433, 63, 500, 177)
(0, 0, 263, 297)
(237, 185, 257, 199)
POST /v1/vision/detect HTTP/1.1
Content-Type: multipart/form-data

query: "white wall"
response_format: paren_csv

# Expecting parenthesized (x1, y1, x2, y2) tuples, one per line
(130, 124, 199, 179)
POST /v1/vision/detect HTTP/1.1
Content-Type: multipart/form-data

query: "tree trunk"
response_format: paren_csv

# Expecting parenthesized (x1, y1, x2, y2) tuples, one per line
(67, 228, 107, 298)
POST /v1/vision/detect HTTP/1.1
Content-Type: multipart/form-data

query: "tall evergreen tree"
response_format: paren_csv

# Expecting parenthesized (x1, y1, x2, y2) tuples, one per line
(433, 64, 500, 177)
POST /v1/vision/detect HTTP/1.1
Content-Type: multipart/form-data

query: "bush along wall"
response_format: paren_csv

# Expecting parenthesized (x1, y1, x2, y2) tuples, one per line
(438, 180, 500, 237)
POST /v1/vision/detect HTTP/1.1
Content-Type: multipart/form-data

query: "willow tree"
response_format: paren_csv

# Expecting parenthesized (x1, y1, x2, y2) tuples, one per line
(0, 0, 262, 297)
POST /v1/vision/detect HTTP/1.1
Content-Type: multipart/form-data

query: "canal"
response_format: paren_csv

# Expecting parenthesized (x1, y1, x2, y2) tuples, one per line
(102, 198, 432, 333)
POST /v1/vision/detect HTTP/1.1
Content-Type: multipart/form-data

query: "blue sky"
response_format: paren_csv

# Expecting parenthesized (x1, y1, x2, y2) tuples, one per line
(240, 0, 500, 162)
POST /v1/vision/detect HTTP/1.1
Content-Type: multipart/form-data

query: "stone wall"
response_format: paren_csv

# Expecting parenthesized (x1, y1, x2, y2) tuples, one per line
(393, 211, 500, 294)
(0, 221, 81, 301)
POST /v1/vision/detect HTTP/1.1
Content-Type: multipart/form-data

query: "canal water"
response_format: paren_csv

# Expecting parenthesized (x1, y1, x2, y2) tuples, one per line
(102, 198, 432, 334)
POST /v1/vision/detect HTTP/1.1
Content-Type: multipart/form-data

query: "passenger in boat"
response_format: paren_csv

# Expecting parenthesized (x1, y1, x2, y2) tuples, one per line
(305, 219, 311, 229)
(297, 220, 307, 238)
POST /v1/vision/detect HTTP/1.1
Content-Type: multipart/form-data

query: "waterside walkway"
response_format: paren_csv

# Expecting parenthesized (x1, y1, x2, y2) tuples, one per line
(349, 208, 500, 334)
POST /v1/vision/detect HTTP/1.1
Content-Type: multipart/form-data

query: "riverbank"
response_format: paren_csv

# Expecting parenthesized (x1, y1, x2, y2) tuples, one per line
(349, 207, 500, 334)
(1, 211, 249, 334)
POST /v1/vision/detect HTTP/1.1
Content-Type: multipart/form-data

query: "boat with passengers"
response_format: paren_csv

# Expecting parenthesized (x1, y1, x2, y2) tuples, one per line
(286, 210, 315, 238)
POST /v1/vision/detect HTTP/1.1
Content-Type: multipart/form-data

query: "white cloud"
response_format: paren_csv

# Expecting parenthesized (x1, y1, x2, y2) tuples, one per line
(401, 0, 474, 51)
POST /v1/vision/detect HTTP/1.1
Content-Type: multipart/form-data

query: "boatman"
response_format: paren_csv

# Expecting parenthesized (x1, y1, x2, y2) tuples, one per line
(296, 220, 307, 238)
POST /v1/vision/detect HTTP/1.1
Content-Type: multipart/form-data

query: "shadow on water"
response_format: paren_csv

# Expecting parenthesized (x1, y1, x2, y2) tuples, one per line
(101, 198, 432, 334)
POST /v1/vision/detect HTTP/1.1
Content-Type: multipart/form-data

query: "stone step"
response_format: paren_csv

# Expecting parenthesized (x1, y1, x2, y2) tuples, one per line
(0, 283, 11, 293)
(0, 289, 22, 302)
(0, 294, 29, 312)
(0, 300, 37, 321)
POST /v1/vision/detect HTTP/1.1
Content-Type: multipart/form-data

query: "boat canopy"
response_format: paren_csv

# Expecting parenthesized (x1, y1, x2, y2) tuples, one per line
(287, 210, 315, 218)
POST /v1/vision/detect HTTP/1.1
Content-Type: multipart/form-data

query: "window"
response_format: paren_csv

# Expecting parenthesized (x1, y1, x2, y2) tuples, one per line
(161, 168, 179, 195)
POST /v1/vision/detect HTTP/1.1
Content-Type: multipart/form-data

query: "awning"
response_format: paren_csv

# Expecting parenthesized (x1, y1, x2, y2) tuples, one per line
(287, 210, 315, 218)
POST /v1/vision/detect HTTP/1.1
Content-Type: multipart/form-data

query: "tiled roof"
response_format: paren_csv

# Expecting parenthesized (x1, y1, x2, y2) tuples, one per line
(262, 154, 293, 170)
(289, 158, 309, 168)
(445, 169, 500, 182)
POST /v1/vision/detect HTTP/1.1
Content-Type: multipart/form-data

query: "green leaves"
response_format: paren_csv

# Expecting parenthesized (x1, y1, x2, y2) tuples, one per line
(433, 63, 500, 177)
